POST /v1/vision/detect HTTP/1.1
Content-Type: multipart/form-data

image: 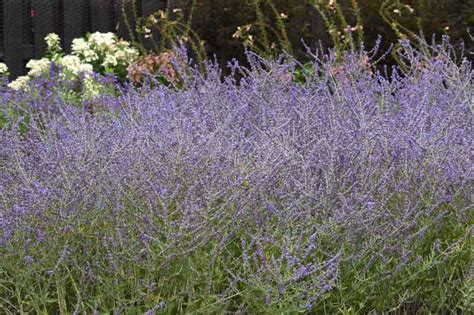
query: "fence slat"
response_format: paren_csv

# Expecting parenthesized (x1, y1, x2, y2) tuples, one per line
(91, 0, 115, 32)
(33, 0, 60, 58)
(4, 0, 25, 77)
(63, 0, 90, 52)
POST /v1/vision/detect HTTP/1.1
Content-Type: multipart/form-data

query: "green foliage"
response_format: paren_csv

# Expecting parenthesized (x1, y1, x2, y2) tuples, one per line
(127, 0, 207, 71)
(0, 106, 30, 134)
(293, 61, 315, 84)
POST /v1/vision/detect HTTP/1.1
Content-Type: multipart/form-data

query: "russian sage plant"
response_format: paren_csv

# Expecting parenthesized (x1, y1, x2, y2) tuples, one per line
(0, 40, 472, 313)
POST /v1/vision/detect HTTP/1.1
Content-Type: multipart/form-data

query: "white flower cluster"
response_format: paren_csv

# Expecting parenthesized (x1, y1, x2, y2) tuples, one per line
(26, 58, 51, 77)
(0, 62, 8, 74)
(59, 55, 93, 76)
(89, 32, 116, 51)
(71, 31, 139, 69)
(45, 33, 60, 51)
(8, 32, 139, 95)
(71, 38, 98, 62)
(7, 76, 29, 90)
(7, 57, 52, 90)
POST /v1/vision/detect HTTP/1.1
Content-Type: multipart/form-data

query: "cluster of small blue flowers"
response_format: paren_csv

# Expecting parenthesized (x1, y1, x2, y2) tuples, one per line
(0, 39, 471, 312)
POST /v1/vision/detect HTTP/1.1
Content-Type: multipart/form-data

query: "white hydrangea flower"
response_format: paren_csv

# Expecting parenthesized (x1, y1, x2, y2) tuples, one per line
(115, 46, 139, 63)
(45, 33, 60, 49)
(126, 47, 139, 60)
(59, 55, 82, 74)
(102, 54, 118, 67)
(78, 63, 93, 74)
(76, 63, 93, 79)
(72, 38, 98, 62)
(71, 38, 89, 53)
(115, 49, 127, 61)
(89, 32, 116, 51)
(83, 49, 99, 63)
(26, 58, 51, 77)
(0, 62, 8, 74)
(7, 75, 29, 90)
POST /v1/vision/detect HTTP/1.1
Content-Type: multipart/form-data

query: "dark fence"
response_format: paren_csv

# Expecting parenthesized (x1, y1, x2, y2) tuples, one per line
(1, 0, 167, 77)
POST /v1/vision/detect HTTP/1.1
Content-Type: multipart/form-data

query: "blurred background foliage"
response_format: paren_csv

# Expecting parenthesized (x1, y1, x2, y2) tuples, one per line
(132, 0, 473, 68)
